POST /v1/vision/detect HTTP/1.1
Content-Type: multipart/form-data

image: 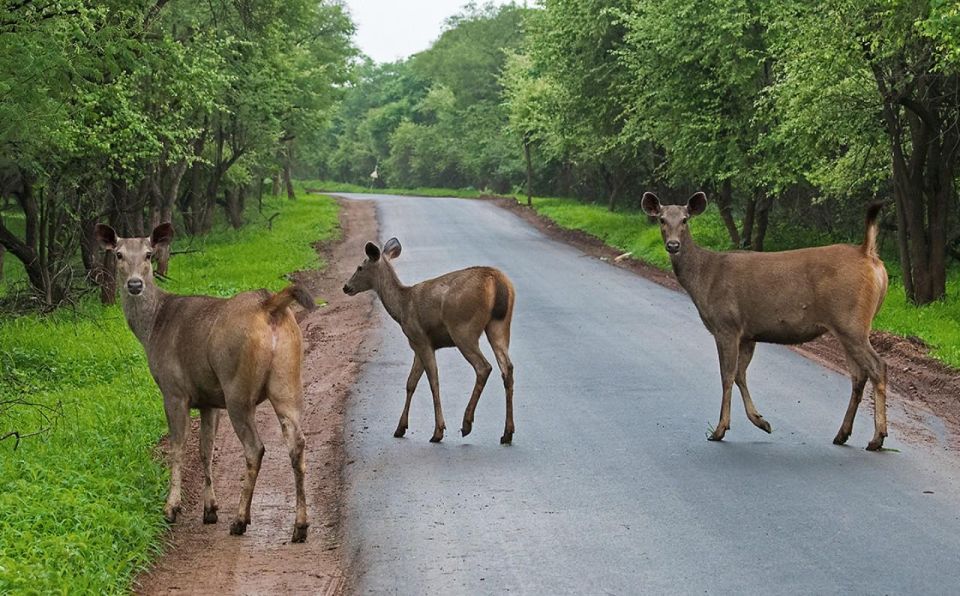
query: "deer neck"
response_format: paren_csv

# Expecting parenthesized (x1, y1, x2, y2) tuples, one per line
(375, 261, 409, 325)
(669, 230, 711, 303)
(120, 281, 167, 346)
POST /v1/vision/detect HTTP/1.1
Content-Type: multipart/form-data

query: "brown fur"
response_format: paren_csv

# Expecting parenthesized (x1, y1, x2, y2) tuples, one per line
(641, 193, 889, 450)
(94, 223, 313, 542)
(343, 238, 516, 444)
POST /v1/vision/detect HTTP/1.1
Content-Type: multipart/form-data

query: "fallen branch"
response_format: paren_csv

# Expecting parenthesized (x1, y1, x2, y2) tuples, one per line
(266, 212, 280, 230)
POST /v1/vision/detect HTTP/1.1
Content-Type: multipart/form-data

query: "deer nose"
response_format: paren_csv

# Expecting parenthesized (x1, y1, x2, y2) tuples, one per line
(342, 284, 352, 295)
(666, 240, 681, 254)
(127, 279, 144, 295)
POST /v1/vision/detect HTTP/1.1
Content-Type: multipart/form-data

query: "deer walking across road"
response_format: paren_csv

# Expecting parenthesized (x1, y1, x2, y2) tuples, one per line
(95, 223, 315, 542)
(642, 192, 889, 450)
(343, 238, 516, 444)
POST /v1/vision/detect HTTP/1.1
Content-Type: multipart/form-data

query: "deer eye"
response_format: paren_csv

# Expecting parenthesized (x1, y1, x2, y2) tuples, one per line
(659, 217, 665, 224)
(681, 217, 688, 224)
(145, 251, 153, 259)
(115, 251, 124, 260)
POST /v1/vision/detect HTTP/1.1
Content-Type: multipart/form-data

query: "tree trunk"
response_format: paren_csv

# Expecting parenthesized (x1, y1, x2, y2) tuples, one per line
(717, 179, 741, 248)
(741, 196, 757, 249)
(752, 193, 774, 251)
(99, 250, 116, 306)
(224, 187, 243, 229)
(0, 243, 4, 281)
(272, 172, 281, 197)
(284, 141, 296, 200)
(523, 138, 533, 207)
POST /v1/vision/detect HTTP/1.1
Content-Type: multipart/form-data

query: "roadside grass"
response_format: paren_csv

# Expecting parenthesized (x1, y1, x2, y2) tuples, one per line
(301, 179, 503, 199)
(0, 192, 339, 593)
(300, 181, 959, 368)
(529, 195, 960, 368)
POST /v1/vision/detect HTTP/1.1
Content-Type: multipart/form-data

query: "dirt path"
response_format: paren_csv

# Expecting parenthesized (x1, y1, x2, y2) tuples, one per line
(491, 197, 960, 449)
(136, 198, 377, 595)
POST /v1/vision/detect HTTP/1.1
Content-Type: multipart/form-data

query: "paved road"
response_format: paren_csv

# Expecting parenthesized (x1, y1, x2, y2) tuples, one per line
(338, 193, 960, 595)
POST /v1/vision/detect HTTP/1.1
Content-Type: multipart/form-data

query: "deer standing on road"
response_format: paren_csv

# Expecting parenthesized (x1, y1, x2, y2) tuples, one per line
(95, 223, 315, 542)
(343, 238, 516, 444)
(641, 192, 889, 450)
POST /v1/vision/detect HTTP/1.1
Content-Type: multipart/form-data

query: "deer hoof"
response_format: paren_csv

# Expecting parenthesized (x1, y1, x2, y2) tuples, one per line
(163, 505, 181, 524)
(833, 431, 850, 446)
(756, 418, 772, 434)
(291, 523, 309, 544)
(229, 519, 248, 536)
(707, 431, 726, 442)
(461, 422, 472, 437)
(203, 506, 218, 524)
(429, 433, 443, 443)
(500, 433, 512, 445)
(393, 426, 406, 438)
(866, 437, 886, 451)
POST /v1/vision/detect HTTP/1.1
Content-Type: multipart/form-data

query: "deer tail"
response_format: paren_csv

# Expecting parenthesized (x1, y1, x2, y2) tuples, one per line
(861, 202, 884, 257)
(491, 275, 512, 321)
(263, 284, 316, 317)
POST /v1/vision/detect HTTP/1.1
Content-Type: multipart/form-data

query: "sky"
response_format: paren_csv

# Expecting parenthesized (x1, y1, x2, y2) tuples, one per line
(343, 0, 516, 63)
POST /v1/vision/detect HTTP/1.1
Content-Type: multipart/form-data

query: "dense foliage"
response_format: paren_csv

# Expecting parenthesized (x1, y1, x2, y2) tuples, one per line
(320, 0, 959, 306)
(0, 0, 354, 308)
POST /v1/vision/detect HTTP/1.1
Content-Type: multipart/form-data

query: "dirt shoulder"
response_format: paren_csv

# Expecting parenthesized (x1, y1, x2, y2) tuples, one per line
(135, 198, 377, 595)
(491, 197, 960, 450)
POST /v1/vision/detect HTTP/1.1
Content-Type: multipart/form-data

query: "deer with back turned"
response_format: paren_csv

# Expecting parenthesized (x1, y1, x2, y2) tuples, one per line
(95, 222, 315, 542)
(642, 192, 889, 450)
(343, 238, 516, 444)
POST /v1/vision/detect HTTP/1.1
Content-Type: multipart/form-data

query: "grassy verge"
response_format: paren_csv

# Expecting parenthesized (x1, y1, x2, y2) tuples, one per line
(0, 192, 339, 593)
(529, 195, 960, 368)
(301, 179, 507, 200)
(304, 180, 959, 367)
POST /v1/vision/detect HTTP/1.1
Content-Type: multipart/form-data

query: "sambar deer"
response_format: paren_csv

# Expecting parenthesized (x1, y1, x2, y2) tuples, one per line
(343, 238, 516, 444)
(641, 192, 889, 450)
(95, 222, 315, 542)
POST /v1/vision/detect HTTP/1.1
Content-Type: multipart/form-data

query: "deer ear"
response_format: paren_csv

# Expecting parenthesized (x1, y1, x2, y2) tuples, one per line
(686, 192, 707, 216)
(365, 241, 381, 262)
(94, 224, 118, 250)
(382, 237, 401, 260)
(150, 222, 174, 248)
(641, 192, 662, 217)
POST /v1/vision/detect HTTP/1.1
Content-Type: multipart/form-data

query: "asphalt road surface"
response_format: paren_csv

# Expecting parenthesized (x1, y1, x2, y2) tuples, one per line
(338, 193, 960, 595)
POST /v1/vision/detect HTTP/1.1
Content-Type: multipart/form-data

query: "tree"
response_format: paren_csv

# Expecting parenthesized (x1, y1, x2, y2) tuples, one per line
(768, 0, 960, 304)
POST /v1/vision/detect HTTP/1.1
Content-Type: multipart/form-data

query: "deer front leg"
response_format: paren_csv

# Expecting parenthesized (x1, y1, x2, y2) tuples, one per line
(709, 335, 740, 442)
(199, 408, 220, 523)
(416, 348, 445, 443)
(162, 394, 190, 523)
(735, 341, 771, 434)
(396, 355, 424, 438)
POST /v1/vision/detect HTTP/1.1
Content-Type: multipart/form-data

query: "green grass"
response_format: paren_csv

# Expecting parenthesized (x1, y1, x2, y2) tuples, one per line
(528, 195, 960, 368)
(0, 191, 340, 594)
(301, 179, 508, 200)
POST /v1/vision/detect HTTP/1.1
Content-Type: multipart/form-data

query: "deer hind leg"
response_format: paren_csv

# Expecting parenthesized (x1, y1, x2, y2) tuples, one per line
(735, 341, 771, 434)
(455, 335, 492, 438)
(225, 398, 265, 536)
(709, 334, 740, 442)
(416, 348, 446, 443)
(486, 319, 514, 445)
(162, 393, 190, 523)
(836, 332, 887, 450)
(199, 408, 221, 524)
(396, 355, 423, 438)
(268, 374, 309, 543)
